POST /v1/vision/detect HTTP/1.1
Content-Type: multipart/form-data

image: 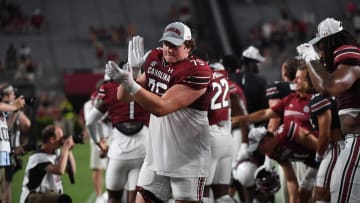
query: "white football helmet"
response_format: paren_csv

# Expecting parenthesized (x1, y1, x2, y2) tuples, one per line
(232, 161, 257, 187)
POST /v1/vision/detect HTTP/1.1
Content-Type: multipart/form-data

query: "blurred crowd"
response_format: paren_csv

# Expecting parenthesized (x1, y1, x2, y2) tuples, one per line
(0, 0, 44, 33)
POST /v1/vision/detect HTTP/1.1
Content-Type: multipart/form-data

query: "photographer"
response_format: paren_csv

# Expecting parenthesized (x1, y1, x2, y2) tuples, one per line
(0, 83, 25, 203)
(0, 83, 31, 203)
(20, 124, 76, 203)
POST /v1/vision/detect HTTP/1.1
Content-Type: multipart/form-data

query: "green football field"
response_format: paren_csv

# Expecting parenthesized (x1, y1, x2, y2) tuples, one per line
(12, 139, 97, 203)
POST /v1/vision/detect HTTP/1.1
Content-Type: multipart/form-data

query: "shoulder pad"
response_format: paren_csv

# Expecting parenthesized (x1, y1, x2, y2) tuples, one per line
(333, 45, 360, 65)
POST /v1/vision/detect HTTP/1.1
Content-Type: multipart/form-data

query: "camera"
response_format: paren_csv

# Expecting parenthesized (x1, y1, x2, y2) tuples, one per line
(24, 96, 36, 106)
(62, 133, 84, 144)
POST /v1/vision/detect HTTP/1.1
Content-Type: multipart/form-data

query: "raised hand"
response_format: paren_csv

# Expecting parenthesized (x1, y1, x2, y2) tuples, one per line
(105, 60, 131, 83)
(128, 36, 145, 78)
(63, 136, 75, 150)
(296, 43, 320, 63)
(105, 60, 141, 95)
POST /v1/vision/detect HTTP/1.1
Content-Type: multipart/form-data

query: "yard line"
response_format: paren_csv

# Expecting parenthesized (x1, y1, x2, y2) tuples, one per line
(85, 192, 96, 203)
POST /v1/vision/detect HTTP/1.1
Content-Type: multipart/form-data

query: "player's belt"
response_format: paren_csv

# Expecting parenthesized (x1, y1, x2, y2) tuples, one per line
(114, 122, 144, 136)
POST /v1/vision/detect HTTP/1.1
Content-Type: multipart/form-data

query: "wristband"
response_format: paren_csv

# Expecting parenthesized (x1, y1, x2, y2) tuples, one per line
(123, 82, 142, 96)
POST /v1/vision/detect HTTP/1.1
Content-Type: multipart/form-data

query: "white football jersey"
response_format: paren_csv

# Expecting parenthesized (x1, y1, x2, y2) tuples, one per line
(145, 108, 211, 177)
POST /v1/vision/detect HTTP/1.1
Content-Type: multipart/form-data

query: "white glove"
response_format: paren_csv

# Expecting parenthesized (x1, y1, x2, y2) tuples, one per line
(263, 155, 275, 171)
(296, 43, 320, 64)
(128, 36, 145, 78)
(253, 157, 275, 182)
(236, 143, 250, 161)
(105, 60, 141, 95)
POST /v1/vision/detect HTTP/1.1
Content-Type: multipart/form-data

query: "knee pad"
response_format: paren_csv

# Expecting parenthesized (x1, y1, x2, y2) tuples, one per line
(57, 194, 72, 203)
(216, 195, 237, 203)
(136, 186, 163, 203)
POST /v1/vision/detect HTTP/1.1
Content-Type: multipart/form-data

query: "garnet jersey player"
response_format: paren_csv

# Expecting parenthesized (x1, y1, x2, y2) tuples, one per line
(207, 63, 230, 127)
(297, 17, 360, 202)
(204, 63, 235, 203)
(232, 66, 314, 162)
(140, 46, 211, 176)
(232, 66, 315, 203)
(105, 22, 212, 203)
(248, 122, 318, 203)
(85, 79, 150, 203)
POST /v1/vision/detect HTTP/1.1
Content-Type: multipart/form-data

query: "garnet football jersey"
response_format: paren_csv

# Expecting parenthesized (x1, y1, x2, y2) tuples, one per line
(143, 48, 212, 177)
(97, 81, 149, 125)
(96, 81, 150, 160)
(270, 121, 317, 167)
(228, 80, 247, 107)
(208, 69, 230, 125)
(144, 48, 212, 111)
(271, 92, 313, 131)
(333, 45, 360, 110)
